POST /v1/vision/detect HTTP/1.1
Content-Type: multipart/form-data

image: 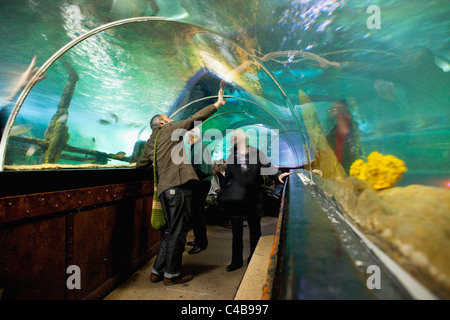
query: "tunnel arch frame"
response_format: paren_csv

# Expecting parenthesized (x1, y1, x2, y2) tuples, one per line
(0, 16, 310, 171)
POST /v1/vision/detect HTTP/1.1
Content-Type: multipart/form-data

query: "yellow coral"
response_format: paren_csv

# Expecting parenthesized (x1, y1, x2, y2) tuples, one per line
(350, 152, 407, 190)
(349, 159, 369, 181)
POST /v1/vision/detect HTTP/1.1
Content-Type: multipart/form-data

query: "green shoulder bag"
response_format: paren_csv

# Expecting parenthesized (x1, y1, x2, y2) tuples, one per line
(151, 131, 166, 230)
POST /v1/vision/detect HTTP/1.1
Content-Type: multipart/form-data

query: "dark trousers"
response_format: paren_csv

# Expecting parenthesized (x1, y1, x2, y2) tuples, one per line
(230, 216, 261, 265)
(191, 180, 211, 249)
(152, 185, 192, 278)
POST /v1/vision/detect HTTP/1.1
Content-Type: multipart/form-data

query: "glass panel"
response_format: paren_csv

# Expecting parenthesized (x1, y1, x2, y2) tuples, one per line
(1, 1, 447, 178)
(2, 19, 307, 169)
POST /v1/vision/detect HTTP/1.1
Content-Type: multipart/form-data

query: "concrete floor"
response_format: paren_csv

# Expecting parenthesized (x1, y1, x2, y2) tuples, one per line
(104, 216, 278, 300)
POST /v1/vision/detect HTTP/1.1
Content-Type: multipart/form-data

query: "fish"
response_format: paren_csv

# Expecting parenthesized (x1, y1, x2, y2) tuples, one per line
(10, 124, 32, 136)
(56, 113, 69, 123)
(112, 151, 126, 159)
(127, 122, 143, 128)
(26, 146, 37, 157)
(99, 119, 111, 125)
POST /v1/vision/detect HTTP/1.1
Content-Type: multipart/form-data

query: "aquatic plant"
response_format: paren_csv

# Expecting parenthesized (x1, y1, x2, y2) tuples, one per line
(350, 151, 407, 190)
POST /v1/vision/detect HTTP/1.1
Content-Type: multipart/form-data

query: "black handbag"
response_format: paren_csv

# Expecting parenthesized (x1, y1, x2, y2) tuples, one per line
(218, 179, 247, 207)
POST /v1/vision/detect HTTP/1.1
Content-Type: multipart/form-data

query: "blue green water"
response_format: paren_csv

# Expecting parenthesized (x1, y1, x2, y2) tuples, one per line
(0, 0, 448, 187)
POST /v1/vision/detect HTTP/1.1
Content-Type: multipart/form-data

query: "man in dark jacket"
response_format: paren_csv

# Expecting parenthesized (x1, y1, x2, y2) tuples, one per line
(186, 127, 213, 254)
(219, 130, 292, 272)
(137, 88, 226, 285)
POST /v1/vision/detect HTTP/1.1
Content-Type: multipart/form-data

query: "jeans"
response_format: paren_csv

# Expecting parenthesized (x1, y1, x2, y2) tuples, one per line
(152, 185, 192, 279)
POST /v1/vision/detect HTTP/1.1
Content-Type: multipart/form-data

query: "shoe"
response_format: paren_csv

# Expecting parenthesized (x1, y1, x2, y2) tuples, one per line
(226, 262, 243, 272)
(163, 273, 194, 286)
(150, 273, 163, 283)
(187, 241, 196, 247)
(188, 245, 207, 254)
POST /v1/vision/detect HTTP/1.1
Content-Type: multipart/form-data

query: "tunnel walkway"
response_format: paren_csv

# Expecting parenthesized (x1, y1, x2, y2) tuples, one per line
(104, 216, 278, 300)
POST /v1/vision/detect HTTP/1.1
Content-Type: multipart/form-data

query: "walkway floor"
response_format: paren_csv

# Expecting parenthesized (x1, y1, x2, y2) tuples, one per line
(104, 216, 278, 300)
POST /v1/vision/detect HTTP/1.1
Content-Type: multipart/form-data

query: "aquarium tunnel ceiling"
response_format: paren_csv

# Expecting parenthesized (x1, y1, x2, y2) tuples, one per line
(0, 0, 449, 183)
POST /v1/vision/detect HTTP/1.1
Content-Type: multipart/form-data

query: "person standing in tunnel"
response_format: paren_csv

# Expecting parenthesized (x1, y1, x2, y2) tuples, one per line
(136, 88, 226, 285)
(219, 130, 292, 272)
(185, 126, 213, 255)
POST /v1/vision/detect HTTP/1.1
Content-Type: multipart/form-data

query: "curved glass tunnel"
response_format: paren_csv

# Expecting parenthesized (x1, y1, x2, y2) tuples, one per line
(1, 19, 306, 168)
(0, 0, 449, 300)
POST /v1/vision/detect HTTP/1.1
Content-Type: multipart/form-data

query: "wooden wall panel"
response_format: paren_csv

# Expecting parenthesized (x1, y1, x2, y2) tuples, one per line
(0, 179, 160, 300)
(0, 216, 66, 300)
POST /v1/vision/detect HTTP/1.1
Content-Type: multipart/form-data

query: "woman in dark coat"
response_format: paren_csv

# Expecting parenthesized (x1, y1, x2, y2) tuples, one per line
(219, 130, 292, 271)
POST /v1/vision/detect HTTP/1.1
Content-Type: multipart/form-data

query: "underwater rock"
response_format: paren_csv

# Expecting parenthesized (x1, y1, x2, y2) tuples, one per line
(329, 178, 450, 299)
(318, 176, 374, 217)
(376, 185, 450, 298)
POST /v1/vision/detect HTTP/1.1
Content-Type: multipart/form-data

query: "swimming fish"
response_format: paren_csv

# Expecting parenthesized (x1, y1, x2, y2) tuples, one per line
(127, 122, 143, 128)
(99, 119, 111, 125)
(26, 146, 37, 157)
(10, 125, 32, 136)
(112, 151, 126, 159)
(56, 113, 69, 123)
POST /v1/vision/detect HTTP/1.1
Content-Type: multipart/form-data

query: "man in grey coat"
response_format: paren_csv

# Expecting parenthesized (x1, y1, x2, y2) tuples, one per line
(137, 88, 226, 285)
